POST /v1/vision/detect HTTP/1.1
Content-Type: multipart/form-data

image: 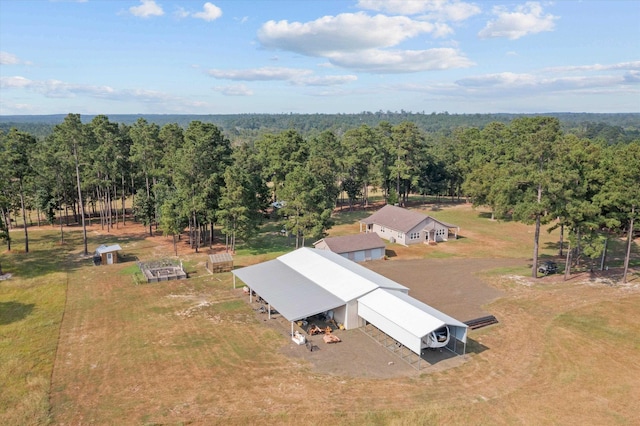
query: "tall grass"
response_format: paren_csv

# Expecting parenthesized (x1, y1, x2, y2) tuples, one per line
(0, 229, 78, 424)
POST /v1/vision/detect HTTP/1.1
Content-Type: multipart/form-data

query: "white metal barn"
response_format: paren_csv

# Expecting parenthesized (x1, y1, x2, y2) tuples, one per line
(233, 247, 408, 330)
(232, 247, 468, 358)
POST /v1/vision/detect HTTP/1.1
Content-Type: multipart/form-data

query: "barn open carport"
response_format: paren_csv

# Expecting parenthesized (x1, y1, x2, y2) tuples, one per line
(358, 289, 468, 369)
(232, 258, 345, 331)
(232, 248, 409, 339)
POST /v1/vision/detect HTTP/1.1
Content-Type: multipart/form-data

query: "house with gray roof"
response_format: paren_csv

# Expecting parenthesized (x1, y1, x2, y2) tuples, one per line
(313, 232, 385, 262)
(359, 205, 459, 246)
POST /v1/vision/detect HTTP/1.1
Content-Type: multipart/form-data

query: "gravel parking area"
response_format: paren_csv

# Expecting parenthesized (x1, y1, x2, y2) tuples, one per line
(365, 257, 524, 322)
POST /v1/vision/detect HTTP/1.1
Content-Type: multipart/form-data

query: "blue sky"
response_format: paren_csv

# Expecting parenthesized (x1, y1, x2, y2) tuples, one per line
(1, 0, 639, 115)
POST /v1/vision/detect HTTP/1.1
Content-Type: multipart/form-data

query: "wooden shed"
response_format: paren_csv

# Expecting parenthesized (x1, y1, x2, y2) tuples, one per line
(94, 244, 122, 265)
(206, 253, 234, 273)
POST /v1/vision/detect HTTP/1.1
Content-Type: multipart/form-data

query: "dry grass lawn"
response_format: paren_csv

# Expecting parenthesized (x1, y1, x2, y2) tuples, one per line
(2, 203, 639, 425)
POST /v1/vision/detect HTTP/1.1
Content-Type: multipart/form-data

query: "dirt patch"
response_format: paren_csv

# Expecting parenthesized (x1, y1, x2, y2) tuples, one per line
(250, 302, 467, 379)
(365, 257, 523, 322)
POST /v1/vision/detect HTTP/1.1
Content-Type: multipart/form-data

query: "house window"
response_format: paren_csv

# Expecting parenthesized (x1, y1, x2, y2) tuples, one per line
(410, 232, 420, 240)
(397, 232, 403, 239)
(380, 226, 385, 232)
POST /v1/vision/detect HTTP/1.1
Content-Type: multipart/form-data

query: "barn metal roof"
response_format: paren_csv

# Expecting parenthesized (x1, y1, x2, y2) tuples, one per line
(278, 248, 407, 299)
(358, 289, 446, 338)
(390, 290, 468, 334)
(232, 248, 408, 322)
(232, 258, 344, 321)
(313, 232, 385, 254)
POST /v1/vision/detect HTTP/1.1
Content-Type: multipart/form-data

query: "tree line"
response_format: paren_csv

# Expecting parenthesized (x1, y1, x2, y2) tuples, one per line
(1, 113, 638, 280)
(2, 112, 639, 144)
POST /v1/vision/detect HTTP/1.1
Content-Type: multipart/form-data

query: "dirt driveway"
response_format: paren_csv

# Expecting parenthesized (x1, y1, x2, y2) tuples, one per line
(365, 257, 525, 322)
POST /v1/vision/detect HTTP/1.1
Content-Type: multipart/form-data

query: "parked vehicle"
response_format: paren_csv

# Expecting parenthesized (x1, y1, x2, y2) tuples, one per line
(538, 261, 558, 276)
(422, 325, 450, 349)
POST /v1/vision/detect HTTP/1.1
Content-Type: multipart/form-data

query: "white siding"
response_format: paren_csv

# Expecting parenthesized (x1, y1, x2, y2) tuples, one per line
(344, 300, 360, 330)
(358, 303, 422, 353)
(333, 304, 347, 326)
(406, 223, 427, 245)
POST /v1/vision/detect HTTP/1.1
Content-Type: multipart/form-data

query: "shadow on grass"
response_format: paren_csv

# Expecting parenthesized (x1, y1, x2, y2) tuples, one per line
(465, 337, 489, 355)
(542, 241, 563, 253)
(116, 253, 139, 263)
(3, 233, 84, 279)
(0, 301, 35, 325)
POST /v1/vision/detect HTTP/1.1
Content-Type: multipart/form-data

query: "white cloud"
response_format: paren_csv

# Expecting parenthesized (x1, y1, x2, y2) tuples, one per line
(0, 102, 36, 115)
(0, 75, 206, 109)
(543, 61, 640, 73)
(478, 2, 558, 40)
(357, 0, 435, 15)
(207, 66, 357, 87)
(328, 48, 474, 73)
(456, 72, 538, 88)
(1, 76, 34, 88)
(358, 0, 481, 22)
(256, 11, 474, 74)
(129, 0, 164, 18)
(0, 52, 30, 65)
(455, 65, 638, 96)
(624, 71, 640, 83)
(174, 7, 190, 19)
(1, 76, 118, 98)
(207, 67, 312, 81)
(294, 75, 358, 86)
(258, 12, 438, 56)
(193, 2, 222, 21)
(213, 84, 253, 96)
(387, 61, 640, 108)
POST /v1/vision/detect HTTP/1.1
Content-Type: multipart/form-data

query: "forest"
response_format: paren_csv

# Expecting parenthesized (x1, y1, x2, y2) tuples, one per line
(0, 113, 639, 279)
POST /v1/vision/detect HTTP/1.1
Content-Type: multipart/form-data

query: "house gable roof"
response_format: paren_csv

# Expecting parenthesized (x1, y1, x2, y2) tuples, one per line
(360, 205, 428, 233)
(427, 217, 459, 229)
(313, 233, 385, 254)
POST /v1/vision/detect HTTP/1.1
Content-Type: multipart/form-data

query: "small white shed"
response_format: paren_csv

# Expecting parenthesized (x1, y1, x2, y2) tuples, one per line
(95, 244, 122, 265)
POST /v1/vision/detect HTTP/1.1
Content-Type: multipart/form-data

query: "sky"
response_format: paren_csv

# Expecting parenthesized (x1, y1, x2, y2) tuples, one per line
(0, 0, 639, 115)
